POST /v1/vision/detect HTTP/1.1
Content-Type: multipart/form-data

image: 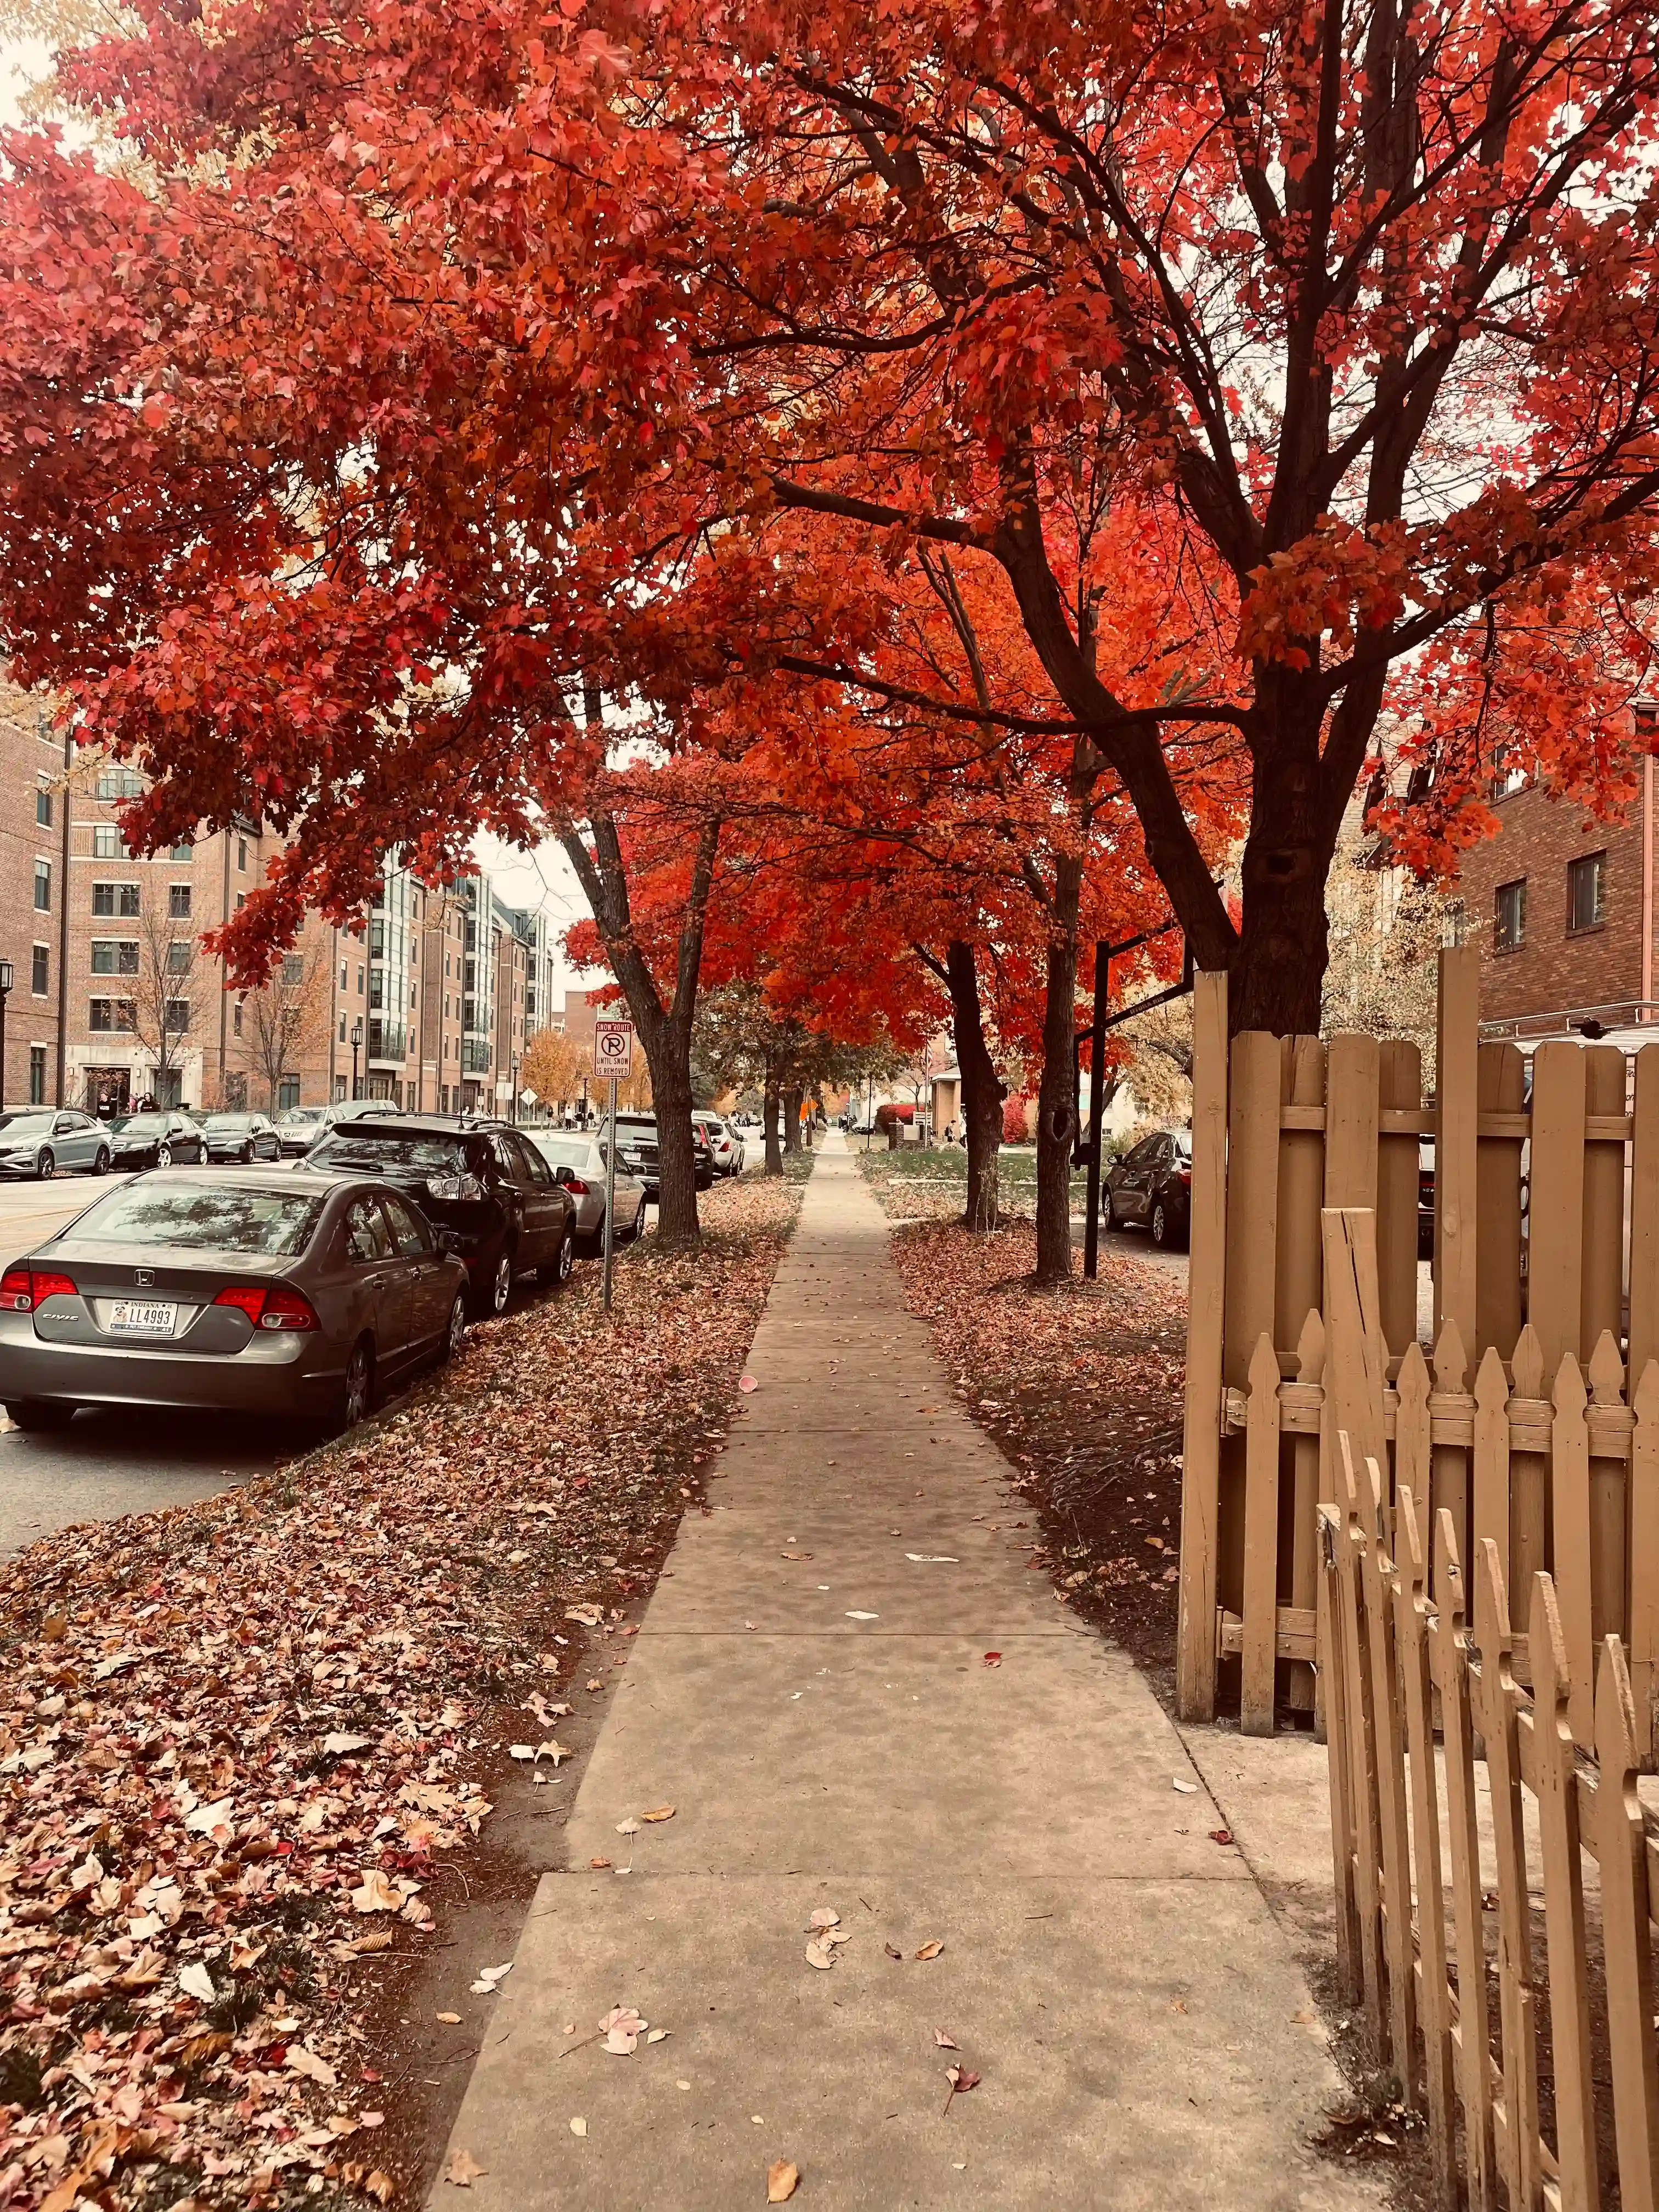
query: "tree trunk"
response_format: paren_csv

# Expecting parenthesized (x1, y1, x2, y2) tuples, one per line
(630, 1011, 701, 1248)
(1034, 852, 1084, 1285)
(782, 1086, 802, 1153)
(1224, 710, 1342, 1034)
(763, 1068, 783, 1175)
(945, 940, 1005, 1232)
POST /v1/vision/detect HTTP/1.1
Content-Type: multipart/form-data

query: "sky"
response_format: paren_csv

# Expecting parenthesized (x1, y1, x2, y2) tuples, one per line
(475, 834, 601, 1014)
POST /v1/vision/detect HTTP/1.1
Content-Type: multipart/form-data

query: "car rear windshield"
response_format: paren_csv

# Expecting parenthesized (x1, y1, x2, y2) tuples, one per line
(65, 1181, 326, 1254)
(116, 1116, 170, 1135)
(204, 1114, 252, 1129)
(533, 1137, 591, 1169)
(310, 1133, 472, 1174)
(0, 1112, 52, 1135)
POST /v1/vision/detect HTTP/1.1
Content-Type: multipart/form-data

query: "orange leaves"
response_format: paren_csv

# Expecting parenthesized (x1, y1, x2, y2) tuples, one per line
(1238, 519, 1411, 668)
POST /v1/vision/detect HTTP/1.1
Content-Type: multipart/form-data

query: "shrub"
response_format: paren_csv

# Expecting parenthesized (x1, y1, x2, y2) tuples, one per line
(1002, 1095, 1032, 1144)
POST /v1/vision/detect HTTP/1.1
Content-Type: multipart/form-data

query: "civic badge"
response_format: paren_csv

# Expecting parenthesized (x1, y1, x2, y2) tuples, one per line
(135, 1267, 154, 1288)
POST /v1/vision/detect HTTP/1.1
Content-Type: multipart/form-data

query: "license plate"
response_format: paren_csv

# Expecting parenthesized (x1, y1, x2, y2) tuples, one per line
(108, 1300, 177, 1336)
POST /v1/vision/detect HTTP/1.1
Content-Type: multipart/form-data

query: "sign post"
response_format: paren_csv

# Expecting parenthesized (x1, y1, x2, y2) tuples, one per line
(592, 1019, 636, 1313)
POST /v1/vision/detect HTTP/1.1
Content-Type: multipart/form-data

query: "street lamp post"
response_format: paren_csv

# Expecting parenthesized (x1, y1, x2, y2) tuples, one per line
(0, 961, 13, 1108)
(351, 1017, 363, 1101)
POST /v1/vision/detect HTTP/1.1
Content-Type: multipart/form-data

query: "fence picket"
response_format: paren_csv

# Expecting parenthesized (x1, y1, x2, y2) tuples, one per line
(1595, 1635, 1659, 2212)
(1528, 1039, 1589, 1378)
(1583, 1045, 1627, 1359)
(1589, 1331, 1629, 1648)
(1511, 1323, 1551, 1600)
(1553, 1352, 1596, 1747)
(1317, 1504, 1361, 1991)
(1632, 1361, 1659, 1766)
(1335, 1433, 1387, 2047)
(1431, 1514, 1497, 2212)
(1429, 1319, 1470, 1585)
(1631, 1047, 1659, 1390)
(1528, 1575, 1601, 2212)
(1241, 1333, 1283, 1737)
(1472, 1344, 1513, 1598)
(1291, 1308, 1326, 1718)
(1436, 946, 1480, 1352)
(1475, 1039, 1527, 1362)
(1378, 1039, 1421, 1358)
(1395, 1487, 1457, 2207)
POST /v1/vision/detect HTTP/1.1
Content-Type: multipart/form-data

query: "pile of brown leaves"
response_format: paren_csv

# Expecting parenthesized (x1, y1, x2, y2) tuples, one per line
(0, 1175, 799, 2211)
(887, 1220, 1189, 1689)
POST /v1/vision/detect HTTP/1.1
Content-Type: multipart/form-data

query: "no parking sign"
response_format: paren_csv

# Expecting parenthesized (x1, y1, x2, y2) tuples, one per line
(592, 1018, 634, 1081)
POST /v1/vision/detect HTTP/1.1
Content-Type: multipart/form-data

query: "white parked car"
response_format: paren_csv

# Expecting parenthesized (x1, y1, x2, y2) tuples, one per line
(692, 1111, 744, 1177)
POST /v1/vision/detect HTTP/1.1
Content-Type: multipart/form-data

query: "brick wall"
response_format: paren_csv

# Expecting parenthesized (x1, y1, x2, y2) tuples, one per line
(1453, 769, 1651, 1024)
(0, 687, 66, 1107)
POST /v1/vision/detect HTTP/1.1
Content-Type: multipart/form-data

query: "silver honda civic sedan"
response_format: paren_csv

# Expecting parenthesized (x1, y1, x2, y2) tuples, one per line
(0, 1167, 470, 1434)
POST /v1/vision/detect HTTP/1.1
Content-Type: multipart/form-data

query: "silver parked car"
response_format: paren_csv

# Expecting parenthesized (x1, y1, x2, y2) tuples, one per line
(0, 1167, 470, 1432)
(524, 1130, 648, 1252)
(0, 1109, 113, 1181)
(692, 1111, 744, 1177)
(275, 1105, 326, 1156)
(200, 1111, 283, 1163)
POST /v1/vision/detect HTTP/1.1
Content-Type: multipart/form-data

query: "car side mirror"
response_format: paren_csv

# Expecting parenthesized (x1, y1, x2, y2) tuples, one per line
(436, 1227, 462, 1254)
(553, 1164, 574, 1186)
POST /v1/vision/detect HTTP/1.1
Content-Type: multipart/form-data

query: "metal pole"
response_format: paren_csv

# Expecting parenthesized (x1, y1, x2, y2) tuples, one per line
(601, 1074, 618, 1313)
(1083, 942, 1108, 1281)
(0, 984, 8, 1108)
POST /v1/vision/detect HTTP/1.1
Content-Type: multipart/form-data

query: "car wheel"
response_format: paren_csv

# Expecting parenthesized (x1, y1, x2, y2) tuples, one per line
(240, 1142, 253, 1163)
(1150, 1198, 1172, 1249)
(336, 1340, 374, 1433)
(486, 1245, 514, 1317)
(6, 1398, 75, 1432)
(1103, 1187, 1120, 1229)
(556, 1225, 575, 1285)
(36, 1149, 54, 1181)
(630, 1197, 647, 1242)
(93, 1146, 110, 1176)
(156, 1143, 173, 1169)
(438, 1292, 467, 1364)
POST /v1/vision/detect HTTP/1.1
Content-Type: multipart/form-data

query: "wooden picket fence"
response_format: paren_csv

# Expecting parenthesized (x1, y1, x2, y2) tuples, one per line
(1320, 1431, 1659, 2211)
(1177, 944, 1659, 1737)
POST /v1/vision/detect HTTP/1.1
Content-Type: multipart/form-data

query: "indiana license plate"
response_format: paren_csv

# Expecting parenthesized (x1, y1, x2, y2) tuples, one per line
(108, 1300, 177, 1336)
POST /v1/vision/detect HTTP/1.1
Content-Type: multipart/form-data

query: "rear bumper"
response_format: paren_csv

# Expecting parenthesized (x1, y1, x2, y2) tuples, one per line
(0, 1321, 339, 1415)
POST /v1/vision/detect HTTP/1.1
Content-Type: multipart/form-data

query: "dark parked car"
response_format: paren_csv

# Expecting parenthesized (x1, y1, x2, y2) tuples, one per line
(0, 1109, 113, 1181)
(609, 1113, 715, 1195)
(1103, 1128, 1193, 1249)
(302, 1117, 577, 1316)
(0, 1167, 471, 1432)
(1419, 1138, 1435, 1259)
(108, 1111, 208, 1172)
(201, 1111, 283, 1163)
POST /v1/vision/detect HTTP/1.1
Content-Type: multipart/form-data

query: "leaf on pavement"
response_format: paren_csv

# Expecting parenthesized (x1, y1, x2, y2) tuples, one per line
(915, 1939, 944, 1960)
(177, 1961, 217, 2004)
(640, 1804, 675, 1822)
(767, 2160, 800, 2202)
(445, 2148, 487, 2186)
(934, 2029, 958, 2049)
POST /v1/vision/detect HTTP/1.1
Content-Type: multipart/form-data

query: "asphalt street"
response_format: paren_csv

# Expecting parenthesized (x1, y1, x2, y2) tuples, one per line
(0, 1170, 276, 1555)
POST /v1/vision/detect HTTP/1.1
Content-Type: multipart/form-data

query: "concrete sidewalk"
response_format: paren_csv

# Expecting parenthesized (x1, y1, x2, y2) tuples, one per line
(435, 1146, 1379, 2210)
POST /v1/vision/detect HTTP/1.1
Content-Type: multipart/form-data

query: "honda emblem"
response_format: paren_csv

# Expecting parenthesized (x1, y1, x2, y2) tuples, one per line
(134, 1268, 154, 1288)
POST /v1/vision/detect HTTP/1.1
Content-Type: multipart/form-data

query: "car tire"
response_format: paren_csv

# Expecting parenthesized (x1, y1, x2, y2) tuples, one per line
(1103, 1188, 1120, 1230)
(1150, 1198, 1171, 1248)
(156, 1143, 173, 1169)
(630, 1197, 647, 1242)
(482, 1244, 514, 1318)
(555, 1225, 575, 1285)
(93, 1146, 110, 1176)
(437, 1293, 467, 1365)
(335, 1339, 374, 1433)
(7, 1398, 75, 1432)
(36, 1150, 53, 1181)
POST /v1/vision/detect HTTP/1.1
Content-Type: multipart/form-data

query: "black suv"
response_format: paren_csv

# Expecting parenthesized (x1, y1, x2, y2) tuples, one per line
(1103, 1128, 1193, 1249)
(610, 1113, 715, 1195)
(303, 1117, 577, 1316)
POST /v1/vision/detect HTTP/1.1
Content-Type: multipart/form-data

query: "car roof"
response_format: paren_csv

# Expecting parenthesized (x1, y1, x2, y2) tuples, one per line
(313, 1115, 507, 1139)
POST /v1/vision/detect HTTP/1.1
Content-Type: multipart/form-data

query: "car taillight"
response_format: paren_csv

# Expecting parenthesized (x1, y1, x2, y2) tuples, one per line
(1177, 1164, 1191, 1184)
(213, 1284, 319, 1331)
(0, 1265, 76, 1311)
(563, 1176, 590, 1196)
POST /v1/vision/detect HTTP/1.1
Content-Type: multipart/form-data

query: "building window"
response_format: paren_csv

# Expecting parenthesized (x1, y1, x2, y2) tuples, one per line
(1442, 900, 1465, 950)
(171, 840, 193, 861)
(281, 953, 304, 985)
(93, 825, 120, 860)
(28, 1046, 46, 1104)
(30, 945, 47, 996)
(92, 882, 142, 918)
(95, 768, 144, 802)
(35, 785, 51, 828)
(278, 1074, 301, 1110)
(167, 941, 190, 974)
(237, 837, 248, 872)
(92, 941, 140, 976)
(165, 998, 190, 1034)
(1494, 877, 1527, 954)
(168, 884, 191, 919)
(1567, 850, 1607, 935)
(340, 961, 348, 991)
(88, 999, 136, 1034)
(33, 861, 50, 913)
(233, 1000, 243, 1037)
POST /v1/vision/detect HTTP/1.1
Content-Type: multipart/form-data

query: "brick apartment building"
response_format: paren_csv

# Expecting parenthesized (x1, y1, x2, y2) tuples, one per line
(1, 681, 560, 1115)
(1453, 747, 1658, 1035)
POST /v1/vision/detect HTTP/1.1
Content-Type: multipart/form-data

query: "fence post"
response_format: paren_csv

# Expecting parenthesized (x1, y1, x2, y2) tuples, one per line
(1529, 1039, 1588, 1378)
(1176, 969, 1228, 1720)
(1241, 1332, 1283, 1736)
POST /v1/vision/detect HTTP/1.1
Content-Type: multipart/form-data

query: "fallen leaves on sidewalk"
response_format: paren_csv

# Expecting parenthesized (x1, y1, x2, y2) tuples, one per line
(444, 2148, 487, 2187)
(0, 1175, 800, 2209)
(766, 2158, 800, 2202)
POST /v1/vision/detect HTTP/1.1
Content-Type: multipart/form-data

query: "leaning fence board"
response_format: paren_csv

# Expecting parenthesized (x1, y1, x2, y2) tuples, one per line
(1529, 1576, 1600, 2212)
(1176, 971, 1229, 1722)
(1595, 1637, 1659, 2212)
(1395, 1489, 1457, 2207)
(1553, 1353, 1596, 1748)
(1436, 946, 1480, 1352)
(1322, 1209, 1389, 1491)
(1325, 1034, 1381, 1214)
(1358, 1451, 1418, 2087)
